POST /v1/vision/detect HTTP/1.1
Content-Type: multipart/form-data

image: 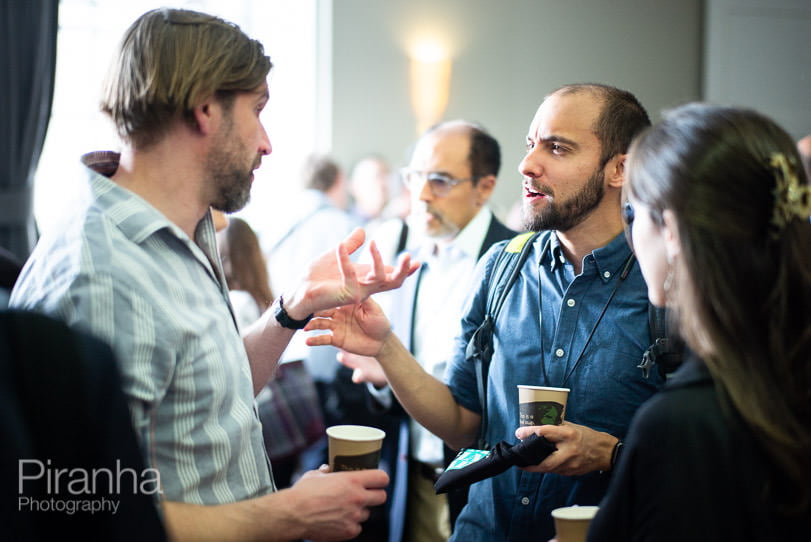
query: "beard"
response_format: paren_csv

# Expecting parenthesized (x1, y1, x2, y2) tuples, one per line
(407, 204, 461, 240)
(207, 119, 256, 213)
(523, 168, 605, 232)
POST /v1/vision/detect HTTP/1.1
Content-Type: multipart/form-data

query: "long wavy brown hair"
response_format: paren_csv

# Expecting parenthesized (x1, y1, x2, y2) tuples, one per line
(626, 103, 811, 515)
(218, 217, 273, 312)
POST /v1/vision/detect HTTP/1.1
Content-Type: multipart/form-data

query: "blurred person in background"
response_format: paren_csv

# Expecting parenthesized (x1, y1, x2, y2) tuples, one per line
(797, 134, 811, 179)
(218, 216, 273, 329)
(348, 154, 391, 227)
(218, 216, 312, 490)
(265, 154, 376, 480)
(353, 154, 420, 266)
(339, 120, 517, 542)
(265, 154, 355, 397)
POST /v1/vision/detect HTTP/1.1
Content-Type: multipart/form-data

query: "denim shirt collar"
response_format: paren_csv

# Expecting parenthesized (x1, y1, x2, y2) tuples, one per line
(541, 230, 632, 282)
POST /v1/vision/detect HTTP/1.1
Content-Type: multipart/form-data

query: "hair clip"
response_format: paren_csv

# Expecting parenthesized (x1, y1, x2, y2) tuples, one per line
(769, 153, 811, 236)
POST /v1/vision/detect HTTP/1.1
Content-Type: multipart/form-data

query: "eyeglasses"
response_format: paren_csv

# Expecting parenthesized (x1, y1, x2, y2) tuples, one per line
(622, 201, 635, 250)
(399, 168, 473, 197)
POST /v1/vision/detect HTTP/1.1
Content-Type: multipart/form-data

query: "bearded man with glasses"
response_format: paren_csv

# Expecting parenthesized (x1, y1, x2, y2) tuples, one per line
(337, 120, 516, 541)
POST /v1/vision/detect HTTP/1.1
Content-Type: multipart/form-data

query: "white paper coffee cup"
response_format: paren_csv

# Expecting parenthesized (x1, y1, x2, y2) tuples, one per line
(551, 505, 599, 542)
(517, 385, 569, 426)
(326, 425, 385, 472)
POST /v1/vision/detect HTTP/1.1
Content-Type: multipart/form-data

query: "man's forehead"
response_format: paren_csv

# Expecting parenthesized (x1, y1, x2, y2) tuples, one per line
(411, 129, 470, 169)
(528, 92, 601, 139)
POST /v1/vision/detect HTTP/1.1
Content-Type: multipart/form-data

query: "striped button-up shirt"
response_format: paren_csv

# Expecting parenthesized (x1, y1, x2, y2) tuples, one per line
(11, 151, 273, 504)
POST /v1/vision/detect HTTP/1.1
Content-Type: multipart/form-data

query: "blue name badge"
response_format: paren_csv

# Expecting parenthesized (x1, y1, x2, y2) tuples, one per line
(444, 448, 491, 472)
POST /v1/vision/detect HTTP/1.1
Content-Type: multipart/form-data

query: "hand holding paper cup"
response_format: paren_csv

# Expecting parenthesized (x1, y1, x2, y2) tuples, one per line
(517, 385, 569, 426)
(326, 425, 386, 472)
(551, 505, 599, 542)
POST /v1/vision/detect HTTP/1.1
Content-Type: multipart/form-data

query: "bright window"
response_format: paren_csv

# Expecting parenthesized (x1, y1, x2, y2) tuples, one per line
(34, 0, 327, 244)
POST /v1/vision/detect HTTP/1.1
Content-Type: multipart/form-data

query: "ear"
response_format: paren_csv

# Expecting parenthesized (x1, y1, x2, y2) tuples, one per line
(662, 209, 681, 262)
(474, 174, 496, 206)
(605, 154, 626, 189)
(191, 96, 218, 136)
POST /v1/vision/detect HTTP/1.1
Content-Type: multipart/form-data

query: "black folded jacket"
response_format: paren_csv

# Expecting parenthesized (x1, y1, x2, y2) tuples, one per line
(434, 434, 557, 494)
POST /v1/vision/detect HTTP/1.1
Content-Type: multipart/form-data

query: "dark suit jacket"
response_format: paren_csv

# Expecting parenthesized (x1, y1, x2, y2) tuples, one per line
(1, 310, 167, 541)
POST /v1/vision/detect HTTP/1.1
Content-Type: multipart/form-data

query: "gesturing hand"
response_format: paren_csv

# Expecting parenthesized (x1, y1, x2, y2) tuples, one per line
(288, 228, 419, 317)
(304, 298, 392, 358)
(337, 350, 388, 388)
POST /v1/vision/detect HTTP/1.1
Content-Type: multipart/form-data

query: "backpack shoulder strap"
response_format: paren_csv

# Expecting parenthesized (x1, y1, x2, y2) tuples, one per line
(488, 231, 538, 320)
(638, 304, 685, 379)
(466, 231, 540, 448)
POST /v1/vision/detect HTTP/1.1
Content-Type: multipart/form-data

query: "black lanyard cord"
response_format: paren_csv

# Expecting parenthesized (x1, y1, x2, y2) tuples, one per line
(556, 253, 636, 387)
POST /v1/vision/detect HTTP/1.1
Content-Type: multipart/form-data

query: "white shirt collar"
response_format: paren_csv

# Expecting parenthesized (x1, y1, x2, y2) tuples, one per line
(421, 206, 492, 261)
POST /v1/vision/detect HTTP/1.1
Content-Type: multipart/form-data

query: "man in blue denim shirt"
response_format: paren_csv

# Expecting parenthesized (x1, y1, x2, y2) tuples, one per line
(307, 83, 664, 541)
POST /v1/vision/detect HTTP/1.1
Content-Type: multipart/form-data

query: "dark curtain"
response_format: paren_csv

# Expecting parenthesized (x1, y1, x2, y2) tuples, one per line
(0, 0, 58, 262)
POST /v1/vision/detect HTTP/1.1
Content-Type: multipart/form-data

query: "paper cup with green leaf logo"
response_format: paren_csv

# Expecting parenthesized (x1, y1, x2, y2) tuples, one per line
(517, 385, 569, 426)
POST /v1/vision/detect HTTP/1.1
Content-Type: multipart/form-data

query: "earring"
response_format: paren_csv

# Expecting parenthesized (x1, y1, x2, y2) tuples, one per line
(663, 267, 674, 294)
(663, 254, 675, 300)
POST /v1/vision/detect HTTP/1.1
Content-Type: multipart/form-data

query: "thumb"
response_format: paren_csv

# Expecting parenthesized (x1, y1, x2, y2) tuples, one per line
(341, 227, 366, 255)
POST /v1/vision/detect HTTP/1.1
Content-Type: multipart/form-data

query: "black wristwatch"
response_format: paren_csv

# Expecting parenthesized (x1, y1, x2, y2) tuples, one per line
(610, 440, 624, 470)
(273, 295, 313, 330)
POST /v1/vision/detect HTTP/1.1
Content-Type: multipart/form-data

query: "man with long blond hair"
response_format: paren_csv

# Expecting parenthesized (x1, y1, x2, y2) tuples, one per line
(12, 8, 416, 541)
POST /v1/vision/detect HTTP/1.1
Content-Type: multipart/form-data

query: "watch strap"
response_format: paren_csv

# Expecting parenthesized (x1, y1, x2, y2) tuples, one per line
(274, 295, 313, 330)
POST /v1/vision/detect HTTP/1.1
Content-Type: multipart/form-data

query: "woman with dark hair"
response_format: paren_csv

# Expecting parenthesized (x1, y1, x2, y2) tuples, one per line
(586, 104, 811, 540)
(217, 216, 273, 328)
(217, 216, 325, 491)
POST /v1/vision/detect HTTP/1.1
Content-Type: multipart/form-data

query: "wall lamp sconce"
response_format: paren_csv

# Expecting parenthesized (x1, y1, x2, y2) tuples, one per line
(409, 39, 451, 135)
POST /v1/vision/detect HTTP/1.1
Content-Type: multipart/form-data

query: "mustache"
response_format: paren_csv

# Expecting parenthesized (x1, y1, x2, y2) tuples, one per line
(411, 203, 441, 219)
(524, 180, 553, 197)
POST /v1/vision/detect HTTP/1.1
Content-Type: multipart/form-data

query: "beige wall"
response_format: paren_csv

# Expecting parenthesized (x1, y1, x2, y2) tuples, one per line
(704, 0, 811, 141)
(329, 0, 704, 219)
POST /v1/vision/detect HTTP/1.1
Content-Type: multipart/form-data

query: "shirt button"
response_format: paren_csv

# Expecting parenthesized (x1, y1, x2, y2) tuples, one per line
(555, 348, 565, 358)
(566, 298, 576, 307)
(603, 271, 611, 278)
(521, 497, 530, 505)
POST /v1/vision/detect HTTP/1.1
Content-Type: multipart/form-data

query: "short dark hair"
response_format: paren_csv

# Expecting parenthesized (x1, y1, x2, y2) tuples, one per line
(424, 120, 501, 185)
(552, 83, 651, 166)
(302, 154, 341, 192)
(468, 124, 501, 183)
